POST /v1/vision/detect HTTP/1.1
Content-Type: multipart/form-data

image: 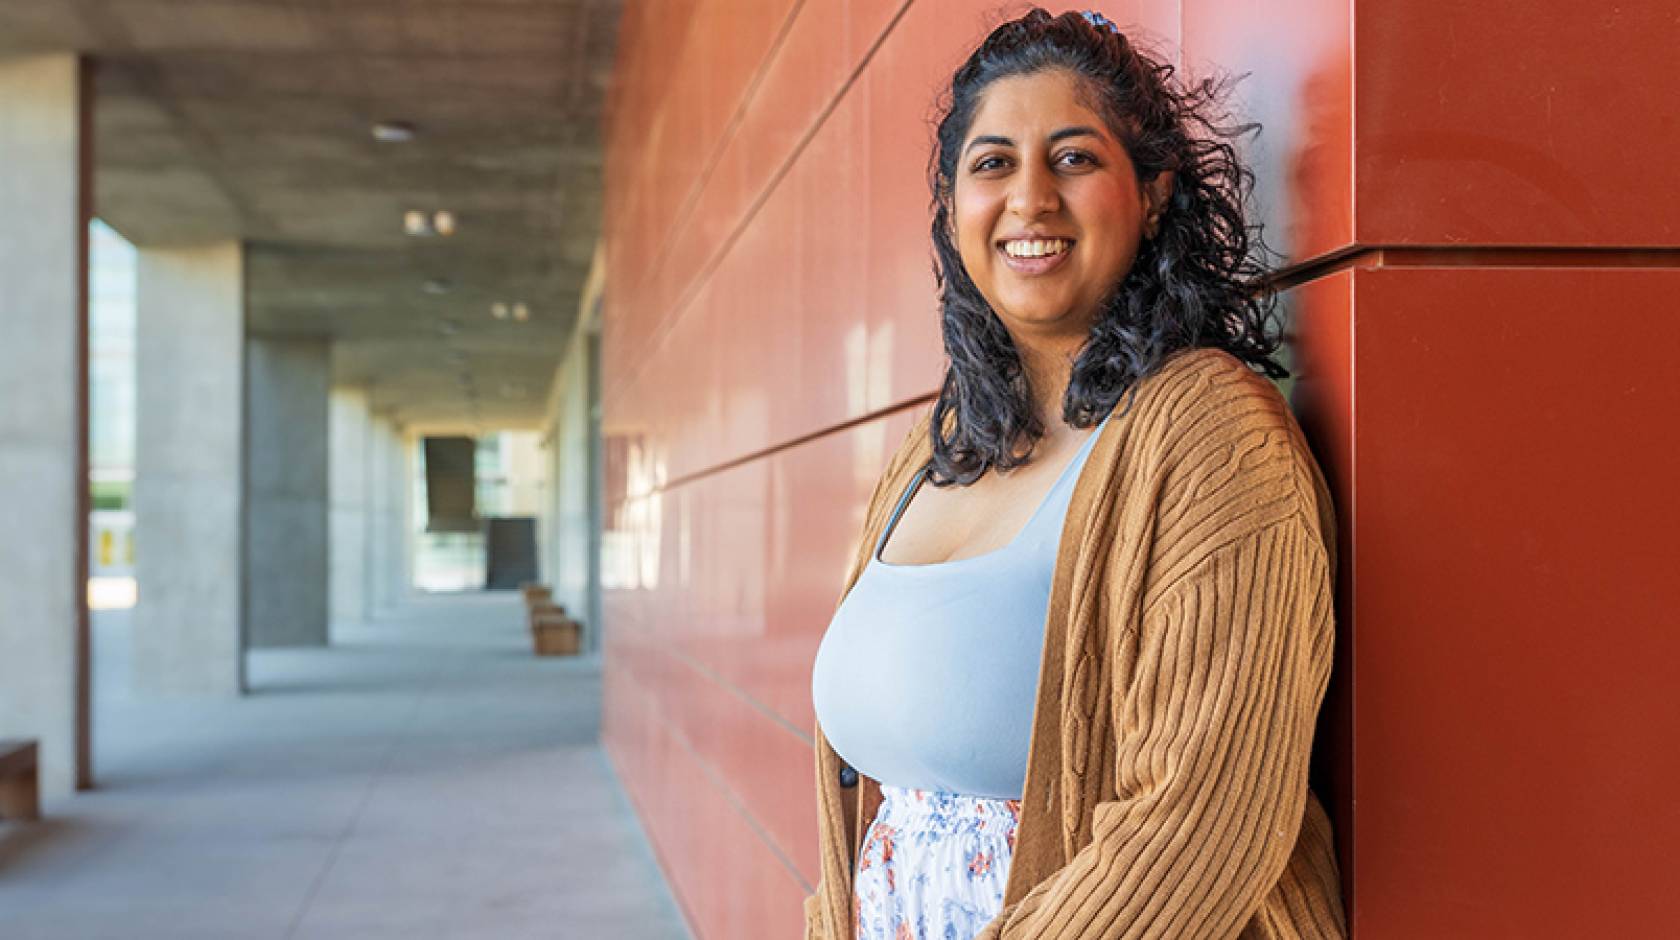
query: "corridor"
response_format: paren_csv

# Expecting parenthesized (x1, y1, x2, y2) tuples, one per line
(0, 593, 689, 940)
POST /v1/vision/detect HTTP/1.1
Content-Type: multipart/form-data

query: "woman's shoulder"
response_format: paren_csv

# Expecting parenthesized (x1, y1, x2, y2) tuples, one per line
(1127, 345, 1336, 546)
(886, 346, 1322, 487)
(1128, 346, 1285, 422)
(892, 347, 1299, 464)
(1130, 347, 1309, 456)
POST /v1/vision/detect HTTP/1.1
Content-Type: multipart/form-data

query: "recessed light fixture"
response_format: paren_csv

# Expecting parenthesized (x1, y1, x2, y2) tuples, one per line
(437, 318, 462, 336)
(511, 302, 530, 322)
(371, 120, 417, 143)
(491, 302, 509, 320)
(421, 278, 452, 295)
(402, 210, 457, 237)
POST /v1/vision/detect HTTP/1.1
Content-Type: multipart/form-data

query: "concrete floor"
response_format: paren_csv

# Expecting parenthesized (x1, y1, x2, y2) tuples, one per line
(0, 592, 691, 940)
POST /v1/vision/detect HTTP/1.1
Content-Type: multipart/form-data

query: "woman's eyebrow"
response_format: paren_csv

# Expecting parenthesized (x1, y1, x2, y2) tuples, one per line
(964, 134, 1014, 155)
(1048, 125, 1103, 144)
(963, 125, 1105, 155)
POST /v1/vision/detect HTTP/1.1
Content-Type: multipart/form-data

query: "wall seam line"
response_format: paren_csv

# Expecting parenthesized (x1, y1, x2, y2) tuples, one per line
(613, 654, 818, 893)
(633, 0, 814, 308)
(618, 394, 935, 502)
(606, 0, 920, 407)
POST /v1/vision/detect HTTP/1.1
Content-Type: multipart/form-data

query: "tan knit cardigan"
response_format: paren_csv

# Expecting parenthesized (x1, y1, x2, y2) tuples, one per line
(803, 347, 1348, 939)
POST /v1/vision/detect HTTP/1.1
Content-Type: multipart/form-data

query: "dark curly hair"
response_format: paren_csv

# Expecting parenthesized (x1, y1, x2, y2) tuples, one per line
(925, 6, 1286, 486)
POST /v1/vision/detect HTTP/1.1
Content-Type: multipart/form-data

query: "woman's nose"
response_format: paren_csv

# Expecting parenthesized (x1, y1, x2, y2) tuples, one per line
(1007, 162, 1060, 218)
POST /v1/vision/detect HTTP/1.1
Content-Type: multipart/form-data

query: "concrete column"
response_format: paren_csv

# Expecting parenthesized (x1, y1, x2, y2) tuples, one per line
(0, 54, 92, 798)
(541, 293, 603, 652)
(550, 331, 592, 641)
(243, 337, 329, 647)
(396, 429, 413, 600)
(363, 416, 403, 617)
(371, 420, 411, 611)
(328, 386, 370, 632)
(133, 242, 245, 695)
(540, 420, 560, 593)
(363, 417, 388, 618)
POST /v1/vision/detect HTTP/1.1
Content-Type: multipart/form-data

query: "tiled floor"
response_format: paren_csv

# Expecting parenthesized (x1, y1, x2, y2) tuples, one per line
(0, 592, 691, 940)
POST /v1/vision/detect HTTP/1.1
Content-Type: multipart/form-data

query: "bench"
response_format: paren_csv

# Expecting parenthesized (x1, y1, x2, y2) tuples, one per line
(531, 611, 581, 656)
(0, 738, 40, 822)
(523, 588, 582, 657)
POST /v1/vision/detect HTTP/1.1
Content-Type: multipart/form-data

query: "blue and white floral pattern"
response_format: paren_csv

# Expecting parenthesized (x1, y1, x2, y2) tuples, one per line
(853, 784, 1022, 940)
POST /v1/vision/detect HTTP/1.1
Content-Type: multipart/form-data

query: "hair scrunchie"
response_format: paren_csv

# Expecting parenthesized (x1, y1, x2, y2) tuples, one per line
(1078, 10, 1122, 34)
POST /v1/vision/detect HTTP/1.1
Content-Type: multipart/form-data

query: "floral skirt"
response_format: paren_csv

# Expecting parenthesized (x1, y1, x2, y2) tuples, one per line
(853, 783, 1022, 940)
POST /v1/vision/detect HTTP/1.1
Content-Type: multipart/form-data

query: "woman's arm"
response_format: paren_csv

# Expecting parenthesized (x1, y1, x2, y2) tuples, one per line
(976, 512, 1335, 939)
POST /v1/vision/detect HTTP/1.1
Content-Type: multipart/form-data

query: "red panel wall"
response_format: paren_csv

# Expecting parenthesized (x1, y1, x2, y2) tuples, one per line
(602, 1, 1680, 936)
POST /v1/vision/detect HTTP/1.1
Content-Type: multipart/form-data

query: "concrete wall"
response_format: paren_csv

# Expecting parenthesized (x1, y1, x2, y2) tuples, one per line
(244, 337, 329, 648)
(0, 53, 90, 798)
(133, 241, 245, 695)
(328, 386, 370, 631)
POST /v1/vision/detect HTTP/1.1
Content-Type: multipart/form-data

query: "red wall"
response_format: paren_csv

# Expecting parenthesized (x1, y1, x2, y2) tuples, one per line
(600, 2, 1680, 937)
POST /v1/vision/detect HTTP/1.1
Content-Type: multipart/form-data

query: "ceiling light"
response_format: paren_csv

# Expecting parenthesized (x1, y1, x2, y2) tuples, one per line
(403, 210, 455, 237)
(437, 318, 461, 336)
(511, 302, 529, 322)
(491, 302, 509, 320)
(371, 120, 417, 143)
(421, 278, 452, 295)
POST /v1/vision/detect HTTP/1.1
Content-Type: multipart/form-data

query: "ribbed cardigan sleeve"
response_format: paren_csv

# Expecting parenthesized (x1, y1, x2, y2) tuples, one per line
(975, 512, 1335, 939)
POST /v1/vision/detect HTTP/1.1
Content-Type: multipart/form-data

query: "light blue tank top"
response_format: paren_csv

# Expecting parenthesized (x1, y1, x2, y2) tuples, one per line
(811, 413, 1110, 799)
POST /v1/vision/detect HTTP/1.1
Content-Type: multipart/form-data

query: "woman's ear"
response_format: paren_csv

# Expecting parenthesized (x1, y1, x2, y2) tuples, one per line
(1142, 170, 1175, 238)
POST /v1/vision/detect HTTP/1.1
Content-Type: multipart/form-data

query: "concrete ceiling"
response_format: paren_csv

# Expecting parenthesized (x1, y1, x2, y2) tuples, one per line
(0, 0, 620, 429)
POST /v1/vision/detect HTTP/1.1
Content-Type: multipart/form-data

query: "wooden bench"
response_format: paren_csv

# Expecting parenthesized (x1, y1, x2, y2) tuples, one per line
(0, 738, 40, 822)
(520, 582, 552, 606)
(531, 611, 581, 656)
(523, 588, 582, 657)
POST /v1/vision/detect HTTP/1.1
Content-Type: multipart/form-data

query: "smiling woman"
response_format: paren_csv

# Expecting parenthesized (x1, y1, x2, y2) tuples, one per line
(953, 71, 1169, 366)
(807, 7, 1347, 940)
(926, 7, 1281, 487)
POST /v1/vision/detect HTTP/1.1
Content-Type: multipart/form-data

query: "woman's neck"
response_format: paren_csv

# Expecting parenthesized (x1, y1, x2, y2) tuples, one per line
(1017, 336, 1082, 431)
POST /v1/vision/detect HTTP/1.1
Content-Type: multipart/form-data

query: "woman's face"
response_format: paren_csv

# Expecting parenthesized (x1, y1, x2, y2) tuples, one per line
(952, 68, 1169, 344)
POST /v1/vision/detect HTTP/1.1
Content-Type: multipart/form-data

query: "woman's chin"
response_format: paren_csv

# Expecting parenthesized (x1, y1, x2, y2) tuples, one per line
(997, 299, 1085, 330)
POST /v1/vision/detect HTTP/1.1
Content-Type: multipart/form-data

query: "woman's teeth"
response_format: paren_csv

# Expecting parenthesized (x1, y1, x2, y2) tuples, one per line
(1002, 238, 1072, 259)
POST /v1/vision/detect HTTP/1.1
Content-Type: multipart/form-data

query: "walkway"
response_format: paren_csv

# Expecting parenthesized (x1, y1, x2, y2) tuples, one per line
(0, 592, 690, 940)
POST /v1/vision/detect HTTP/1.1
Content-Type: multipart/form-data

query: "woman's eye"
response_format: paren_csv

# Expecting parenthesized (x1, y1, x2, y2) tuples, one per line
(972, 155, 1008, 173)
(1058, 150, 1096, 167)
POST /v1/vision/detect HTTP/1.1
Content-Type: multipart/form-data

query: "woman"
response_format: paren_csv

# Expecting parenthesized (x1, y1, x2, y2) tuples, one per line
(807, 8, 1347, 940)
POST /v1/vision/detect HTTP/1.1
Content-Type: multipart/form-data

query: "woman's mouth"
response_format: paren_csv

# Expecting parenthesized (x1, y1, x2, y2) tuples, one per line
(997, 237, 1074, 275)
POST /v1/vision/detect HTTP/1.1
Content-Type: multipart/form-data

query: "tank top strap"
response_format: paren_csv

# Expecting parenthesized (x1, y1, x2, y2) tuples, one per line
(875, 463, 929, 560)
(874, 411, 1110, 562)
